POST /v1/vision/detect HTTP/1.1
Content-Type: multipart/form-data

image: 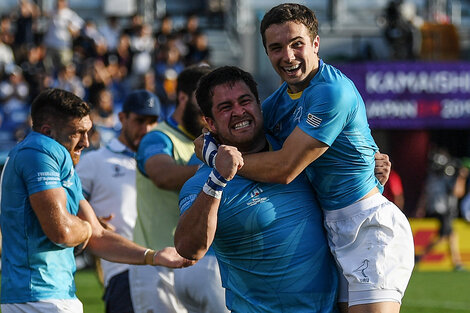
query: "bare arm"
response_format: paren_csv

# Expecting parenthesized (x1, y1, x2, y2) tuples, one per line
(78, 199, 194, 268)
(30, 188, 92, 248)
(145, 154, 199, 190)
(238, 127, 328, 184)
(175, 145, 243, 260)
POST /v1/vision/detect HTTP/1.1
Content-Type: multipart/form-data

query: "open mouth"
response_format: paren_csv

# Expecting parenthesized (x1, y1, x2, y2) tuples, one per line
(284, 64, 301, 74)
(233, 120, 251, 130)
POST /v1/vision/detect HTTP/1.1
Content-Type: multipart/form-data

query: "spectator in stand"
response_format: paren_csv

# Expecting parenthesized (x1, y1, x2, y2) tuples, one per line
(155, 39, 185, 118)
(0, 34, 15, 75)
(99, 16, 122, 53)
(130, 23, 155, 79)
(184, 31, 210, 66)
(52, 63, 85, 99)
(19, 44, 47, 102)
(383, 168, 405, 210)
(43, 0, 84, 74)
(155, 15, 174, 48)
(11, 0, 40, 64)
(88, 83, 119, 145)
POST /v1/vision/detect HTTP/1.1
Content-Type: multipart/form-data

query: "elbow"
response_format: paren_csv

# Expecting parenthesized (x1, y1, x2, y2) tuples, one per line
(270, 167, 297, 184)
(174, 237, 205, 261)
(49, 226, 75, 247)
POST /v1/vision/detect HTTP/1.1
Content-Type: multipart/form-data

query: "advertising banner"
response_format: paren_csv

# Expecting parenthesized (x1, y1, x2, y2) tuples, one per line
(411, 218, 470, 271)
(336, 62, 470, 129)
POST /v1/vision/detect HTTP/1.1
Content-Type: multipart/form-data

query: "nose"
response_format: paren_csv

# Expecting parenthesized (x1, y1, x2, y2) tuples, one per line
(282, 47, 295, 63)
(232, 103, 246, 116)
(80, 132, 90, 149)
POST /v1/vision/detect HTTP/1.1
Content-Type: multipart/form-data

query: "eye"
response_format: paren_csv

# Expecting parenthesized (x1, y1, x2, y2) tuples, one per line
(292, 41, 303, 48)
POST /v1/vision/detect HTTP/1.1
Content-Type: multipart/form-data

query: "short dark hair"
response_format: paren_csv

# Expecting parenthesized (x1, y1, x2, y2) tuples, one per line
(31, 88, 90, 131)
(176, 64, 212, 103)
(196, 66, 259, 119)
(260, 3, 319, 50)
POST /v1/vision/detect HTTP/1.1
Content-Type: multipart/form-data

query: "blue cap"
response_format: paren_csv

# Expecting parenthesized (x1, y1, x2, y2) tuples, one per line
(122, 90, 161, 117)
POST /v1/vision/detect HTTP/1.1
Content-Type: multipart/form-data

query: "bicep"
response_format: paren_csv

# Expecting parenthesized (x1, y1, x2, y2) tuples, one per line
(29, 188, 68, 239)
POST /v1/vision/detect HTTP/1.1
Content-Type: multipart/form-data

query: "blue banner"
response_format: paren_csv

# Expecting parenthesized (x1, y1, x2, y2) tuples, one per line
(335, 61, 470, 129)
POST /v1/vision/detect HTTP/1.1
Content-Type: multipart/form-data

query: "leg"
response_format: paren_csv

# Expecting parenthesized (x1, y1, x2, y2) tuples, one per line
(349, 302, 400, 313)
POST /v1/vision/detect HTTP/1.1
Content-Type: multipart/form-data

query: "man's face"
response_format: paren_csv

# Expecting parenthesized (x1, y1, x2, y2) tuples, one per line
(50, 115, 92, 165)
(119, 112, 158, 151)
(182, 91, 206, 138)
(206, 81, 265, 153)
(264, 21, 320, 93)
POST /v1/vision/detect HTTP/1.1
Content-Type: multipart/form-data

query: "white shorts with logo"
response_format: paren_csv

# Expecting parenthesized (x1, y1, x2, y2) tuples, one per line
(1, 299, 83, 313)
(129, 265, 187, 313)
(323, 193, 414, 306)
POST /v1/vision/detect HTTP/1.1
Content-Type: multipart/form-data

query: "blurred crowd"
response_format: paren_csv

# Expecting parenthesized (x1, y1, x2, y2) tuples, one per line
(0, 0, 211, 155)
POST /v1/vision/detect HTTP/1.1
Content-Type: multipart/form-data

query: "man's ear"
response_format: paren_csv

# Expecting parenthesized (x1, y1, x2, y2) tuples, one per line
(204, 116, 217, 134)
(40, 124, 53, 137)
(177, 91, 189, 109)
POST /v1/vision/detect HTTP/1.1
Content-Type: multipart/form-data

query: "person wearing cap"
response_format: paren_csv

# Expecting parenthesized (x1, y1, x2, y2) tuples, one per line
(0, 88, 193, 313)
(75, 89, 162, 313)
(129, 65, 228, 313)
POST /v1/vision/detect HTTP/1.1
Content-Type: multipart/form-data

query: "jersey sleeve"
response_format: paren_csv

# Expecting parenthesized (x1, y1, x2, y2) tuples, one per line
(17, 148, 63, 195)
(298, 83, 352, 146)
(136, 131, 173, 176)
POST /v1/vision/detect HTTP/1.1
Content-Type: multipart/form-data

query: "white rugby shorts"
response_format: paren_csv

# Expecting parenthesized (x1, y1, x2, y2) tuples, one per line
(323, 193, 415, 306)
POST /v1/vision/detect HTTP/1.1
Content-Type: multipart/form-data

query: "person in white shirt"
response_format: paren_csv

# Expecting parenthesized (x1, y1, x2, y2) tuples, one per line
(76, 90, 161, 313)
(43, 0, 84, 74)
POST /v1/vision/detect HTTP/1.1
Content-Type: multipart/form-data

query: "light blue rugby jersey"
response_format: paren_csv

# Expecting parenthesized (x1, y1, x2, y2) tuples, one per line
(179, 166, 338, 313)
(263, 59, 381, 211)
(0, 131, 83, 303)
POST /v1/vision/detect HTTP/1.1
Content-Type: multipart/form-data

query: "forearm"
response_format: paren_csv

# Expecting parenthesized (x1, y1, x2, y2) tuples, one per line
(175, 193, 220, 260)
(150, 164, 199, 190)
(87, 229, 148, 264)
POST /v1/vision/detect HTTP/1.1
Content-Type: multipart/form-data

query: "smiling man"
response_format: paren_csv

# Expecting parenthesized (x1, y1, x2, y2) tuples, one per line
(0, 88, 193, 313)
(222, 4, 414, 313)
(175, 66, 339, 312)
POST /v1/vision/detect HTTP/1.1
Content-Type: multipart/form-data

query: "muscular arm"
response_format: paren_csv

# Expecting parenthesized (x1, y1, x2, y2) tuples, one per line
(30, 188, 92, 248)
(175, 145, 243, 260)
(239, 127, 328, 184)
(145, 154, 199, 191)
(78, 199, 193, 268)
(174, 193, 220, 260)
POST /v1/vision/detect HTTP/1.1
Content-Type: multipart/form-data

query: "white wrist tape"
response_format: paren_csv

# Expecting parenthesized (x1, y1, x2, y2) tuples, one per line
(202, 168, 227, 199)
(202, 132, 218, 168)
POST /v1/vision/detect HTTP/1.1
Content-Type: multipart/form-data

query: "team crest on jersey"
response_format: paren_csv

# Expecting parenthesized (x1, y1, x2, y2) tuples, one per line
(306, 113, 322, 127)
(112, 165, 125, 177)
(293, 106, 302, 123)
(247, 187, 268, 206)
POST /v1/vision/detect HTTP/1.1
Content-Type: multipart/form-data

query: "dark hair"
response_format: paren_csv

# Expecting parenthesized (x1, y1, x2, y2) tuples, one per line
(196, 66, 259, 119)
(177, 64, 212, 103)
(260, 3, 318, 49)
(31, 88, 90, 131)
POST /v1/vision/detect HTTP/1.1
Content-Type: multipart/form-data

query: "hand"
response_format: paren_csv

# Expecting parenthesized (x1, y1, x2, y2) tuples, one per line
(75, 220, 92, 253)
(374, 152, 391, 185)
(97, 214, 115, 231)
(154, 247, 196, 268)
(215, 145, 244, 181)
